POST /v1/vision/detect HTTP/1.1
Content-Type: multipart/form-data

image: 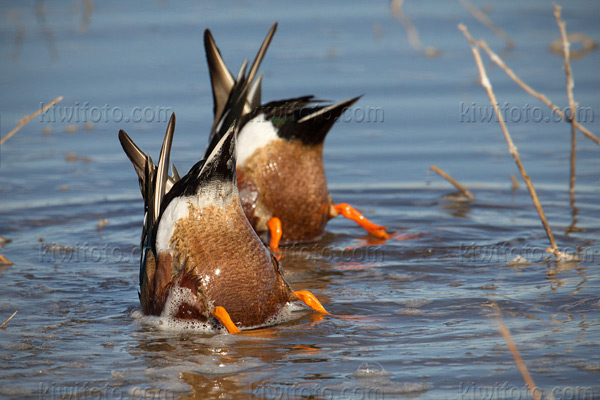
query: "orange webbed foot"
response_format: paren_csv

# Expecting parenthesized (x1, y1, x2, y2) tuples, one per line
(331, 203, 390, 240)
(267, 217, 282, 253)
(212, 306, 240, 334)
(294, 290, 329, 314)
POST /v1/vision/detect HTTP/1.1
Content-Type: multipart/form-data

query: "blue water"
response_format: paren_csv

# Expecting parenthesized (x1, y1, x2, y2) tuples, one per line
(1, 1, 599, 399)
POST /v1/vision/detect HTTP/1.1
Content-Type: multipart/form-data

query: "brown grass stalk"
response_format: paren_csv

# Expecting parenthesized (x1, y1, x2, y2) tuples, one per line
(0, 96, 63, 146)
(430, 165, 475, 199)
(459, 0, 514, 49)
(510, 174, 520, 191)
(459, 23, 563, 257)
(390, 0, 440, 57)
(0, 311, 18, 329)
(0, 253, 13, 265)
(460, 26, 600, 147)
(494, 310, 543, 400)
(554, 5, 578, 196)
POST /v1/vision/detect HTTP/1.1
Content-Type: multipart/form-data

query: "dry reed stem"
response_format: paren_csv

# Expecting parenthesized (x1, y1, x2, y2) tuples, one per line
(459, 0, 514, 49)
(430, 165, 475, 199)
(510, 174, 520, 191)
(78, 0, 94, 34)
(8, 10, 25, 61)
(494, 308, 543, 400)
(97, 218, 109, 231)
(0, 311, 18, 329)
(35, 1, 59, 61)
(460, 26, 600, 147)
(390, 0, 440, 57)
(0, 253, 13, 265)
(554, 5, 578, 196)
(459, 23, 560, 256)
(0, 96, 63, 146)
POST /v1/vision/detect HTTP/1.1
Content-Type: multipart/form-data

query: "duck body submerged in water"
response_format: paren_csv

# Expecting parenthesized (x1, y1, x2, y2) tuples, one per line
(204, 23, 390, 251)
(119, 64, 327, 333)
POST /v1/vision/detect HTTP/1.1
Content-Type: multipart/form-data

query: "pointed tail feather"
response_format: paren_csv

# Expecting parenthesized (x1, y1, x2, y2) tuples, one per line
(152, 113, 176, 226)
(245, 22, 277, 110)
(143, 153, 155, 225)
(172, 164, 181, 181)
(118, 129, 176, 194)
(203, 60, 251, 158)
(199, 126, 237, 187)
(204, 29, 235, 123)
(160, 54, 251, 203)
(247, 73, 263, 111)
(204, 23, 277, 127)
(118, 129, 147, 184)
(277, 96, 361, 146)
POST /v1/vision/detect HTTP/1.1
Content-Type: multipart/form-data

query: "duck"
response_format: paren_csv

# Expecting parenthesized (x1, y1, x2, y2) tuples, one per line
(203, 23, 390, 251)
(118, 63, 328, 333)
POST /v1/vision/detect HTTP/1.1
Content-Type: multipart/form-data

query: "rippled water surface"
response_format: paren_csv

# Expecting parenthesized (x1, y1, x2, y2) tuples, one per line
(1, 1, 600, 399)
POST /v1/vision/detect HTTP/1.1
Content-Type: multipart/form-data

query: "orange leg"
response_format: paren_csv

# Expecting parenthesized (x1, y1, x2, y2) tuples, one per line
(212, 306, 240, 334)
(294, 290, 329, 314)
(267, 217, 282, 252)
(331, 203, 390, 239)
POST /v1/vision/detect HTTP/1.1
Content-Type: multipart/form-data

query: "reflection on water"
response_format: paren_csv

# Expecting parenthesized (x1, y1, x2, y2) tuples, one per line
(1, 0, 600, 399)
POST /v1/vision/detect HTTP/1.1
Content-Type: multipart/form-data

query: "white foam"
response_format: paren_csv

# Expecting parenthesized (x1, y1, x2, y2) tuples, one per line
(236, 113, 279, 166)
(132, 293, 308, 334)
(256, 301, 307, 329)
(160, 286, 219, 332)
(131, 288, 219, 333)
(400, 298, 431, 308)
(189, 356, 265, 375)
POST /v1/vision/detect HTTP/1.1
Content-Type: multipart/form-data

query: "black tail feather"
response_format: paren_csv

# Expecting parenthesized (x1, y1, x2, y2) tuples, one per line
(262, 96, 361, 146)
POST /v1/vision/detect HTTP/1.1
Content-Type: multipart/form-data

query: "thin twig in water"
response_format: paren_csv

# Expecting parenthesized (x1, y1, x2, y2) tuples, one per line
(0, 96, 63, 146)
(0, 311, 18, 329)
(430, 165, 475, 199)
(35, 0, 59, 61)
(510, 174, 520, 191)
(554, 5, 578, 197)
(78, 0, 94, 34)
(390, 0, 440, 57)
(459, 27, 600, 147)
(8, 10, 24, 61)
(459, 0, 514, 49)
(494, 307, 543, 400)
(0, 253, 13, 266)
(459, 23, 567, 259)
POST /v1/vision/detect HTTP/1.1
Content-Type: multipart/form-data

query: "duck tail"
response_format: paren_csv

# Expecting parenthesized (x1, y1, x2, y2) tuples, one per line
(202, 59, 251, 159)
(152, 113, 175, 224)
(204, 23, 277, 130)
(278, 96, 361, 146)
(118, 125, 177, 199)
(204, 29, 235, 122)
(118, 113, 176, 253)
(165, 56, 251, 198)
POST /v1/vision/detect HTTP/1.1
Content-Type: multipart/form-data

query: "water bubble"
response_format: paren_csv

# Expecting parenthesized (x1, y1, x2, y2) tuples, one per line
(353, 361, 389, 377)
